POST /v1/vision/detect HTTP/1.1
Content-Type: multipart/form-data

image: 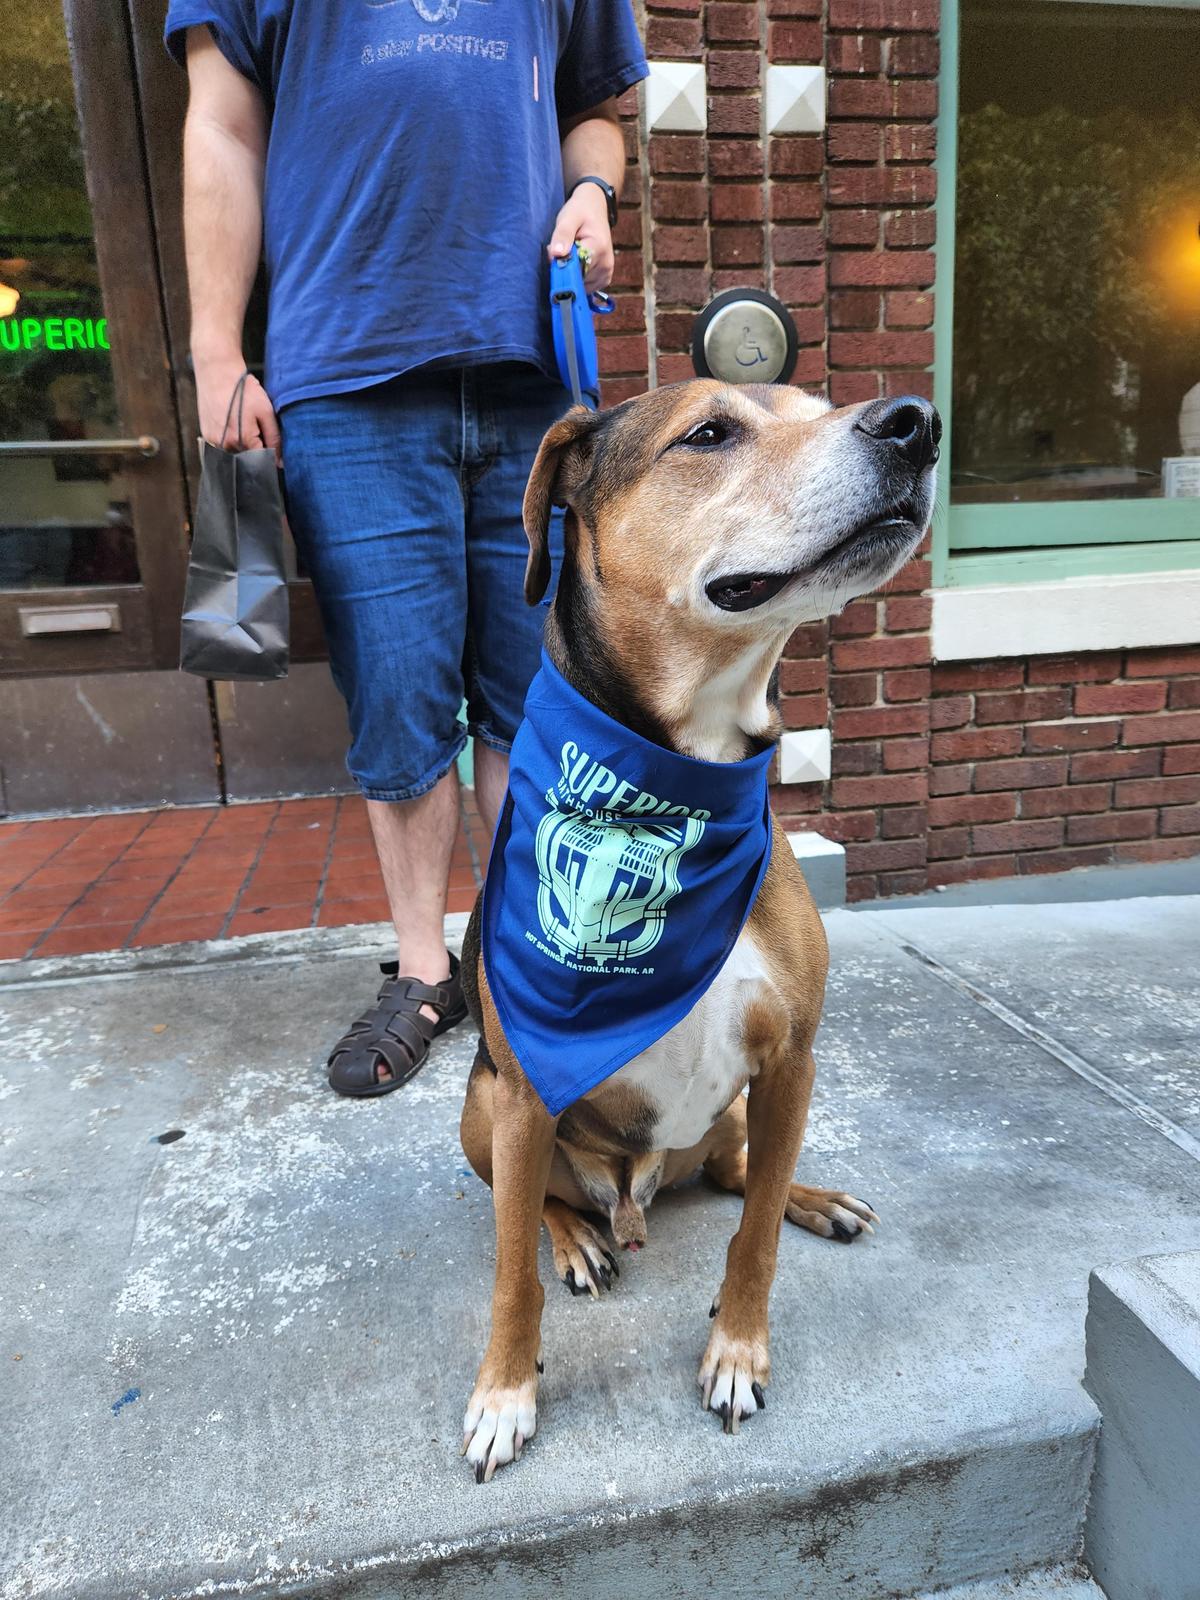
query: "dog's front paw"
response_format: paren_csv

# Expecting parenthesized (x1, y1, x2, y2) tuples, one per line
(461, 1376, 538, 1482)
(698, 1324, 769, 1435)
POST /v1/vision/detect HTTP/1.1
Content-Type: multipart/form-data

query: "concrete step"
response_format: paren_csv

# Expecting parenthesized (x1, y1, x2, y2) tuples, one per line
(1083, 1249, 1200, 1599)
(3, 899, 1200, 1598)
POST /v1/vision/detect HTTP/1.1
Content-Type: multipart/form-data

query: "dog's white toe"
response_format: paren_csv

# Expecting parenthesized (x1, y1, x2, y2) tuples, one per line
(698, 1327, 768, 1435)
(461, 1381, 538, 1482)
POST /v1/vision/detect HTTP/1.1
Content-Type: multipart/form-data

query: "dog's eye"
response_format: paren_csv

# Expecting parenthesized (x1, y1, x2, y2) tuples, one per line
(679, 420, 729, 450)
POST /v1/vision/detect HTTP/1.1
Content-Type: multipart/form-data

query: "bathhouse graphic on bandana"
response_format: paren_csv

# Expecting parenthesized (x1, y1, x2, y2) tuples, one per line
(534, 806, 706, 968)
(483, 653, 774, 1116)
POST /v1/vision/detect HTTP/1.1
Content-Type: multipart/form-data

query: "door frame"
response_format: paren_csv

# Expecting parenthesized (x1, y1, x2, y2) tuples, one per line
(0, 0, 194, 676)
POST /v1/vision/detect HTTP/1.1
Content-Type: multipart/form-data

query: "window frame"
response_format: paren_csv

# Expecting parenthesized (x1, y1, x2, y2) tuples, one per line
(931, 0, 1200, 591)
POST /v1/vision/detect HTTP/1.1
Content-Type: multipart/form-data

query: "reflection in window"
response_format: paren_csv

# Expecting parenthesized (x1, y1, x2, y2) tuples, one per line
(0, 0, 140, 588)
(953, 0, 1200, 505)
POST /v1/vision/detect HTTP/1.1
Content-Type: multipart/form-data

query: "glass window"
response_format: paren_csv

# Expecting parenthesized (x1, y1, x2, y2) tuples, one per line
(0, 1, 140, 588)
(952, 0, 1200, 506)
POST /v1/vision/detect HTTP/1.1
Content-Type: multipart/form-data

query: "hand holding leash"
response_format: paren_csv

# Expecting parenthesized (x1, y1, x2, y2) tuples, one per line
(547, 179, 613, 294)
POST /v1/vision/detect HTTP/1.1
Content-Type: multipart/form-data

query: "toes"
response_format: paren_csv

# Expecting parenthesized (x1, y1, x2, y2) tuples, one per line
(698, 1334, 768, 1434)
(462, 1389, 537, 1482)
(828, 1202, 874, 1241)
(569, 1250, 600, 1300)
(559, 1230, 618, 1298)
(786, 1192, 878, 1241)
(485, 1410, 517, 1483)
(786, 1204, 834, 1235)
(702, 1365, 766, 1433)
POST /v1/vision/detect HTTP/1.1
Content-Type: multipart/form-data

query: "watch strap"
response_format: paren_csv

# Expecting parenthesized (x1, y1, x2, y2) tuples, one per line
(569, 175, 617, 229)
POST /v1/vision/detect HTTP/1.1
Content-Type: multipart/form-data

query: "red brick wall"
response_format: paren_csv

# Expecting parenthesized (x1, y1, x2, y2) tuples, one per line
(597, 1, 1200, 900)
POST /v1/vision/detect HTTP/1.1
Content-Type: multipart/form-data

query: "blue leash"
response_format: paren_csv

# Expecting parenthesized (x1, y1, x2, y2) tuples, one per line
(550, 244, 613, 410)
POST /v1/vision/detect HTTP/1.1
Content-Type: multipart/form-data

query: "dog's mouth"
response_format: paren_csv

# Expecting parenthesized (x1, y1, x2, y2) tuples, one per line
(705, 500, 924, 613)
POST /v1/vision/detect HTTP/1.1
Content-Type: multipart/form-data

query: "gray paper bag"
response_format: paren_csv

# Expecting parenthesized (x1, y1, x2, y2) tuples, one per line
(179, 373, 289, 681)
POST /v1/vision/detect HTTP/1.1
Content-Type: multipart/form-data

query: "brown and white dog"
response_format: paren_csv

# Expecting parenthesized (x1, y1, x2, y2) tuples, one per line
(458, 379, 939, 1481)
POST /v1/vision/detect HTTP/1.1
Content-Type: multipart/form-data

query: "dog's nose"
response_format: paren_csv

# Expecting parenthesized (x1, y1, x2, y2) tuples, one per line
(854, 395, 941, 472)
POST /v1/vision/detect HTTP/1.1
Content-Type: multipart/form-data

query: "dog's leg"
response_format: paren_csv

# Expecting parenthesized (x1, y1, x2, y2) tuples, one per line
(463, 1059, 620, 1301)
(702, 1095, 877, 1243)
(697, 1049, 815, 1434)
(462, 1068, 557, 1482)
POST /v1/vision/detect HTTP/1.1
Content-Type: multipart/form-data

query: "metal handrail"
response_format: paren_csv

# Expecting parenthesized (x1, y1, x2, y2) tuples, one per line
(0, 436, 159, 458)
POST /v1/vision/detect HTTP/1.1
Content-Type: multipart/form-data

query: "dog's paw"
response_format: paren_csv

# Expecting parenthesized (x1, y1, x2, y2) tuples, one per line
(461, 1377, 538, 1483)
(698, 1326, 769, 1435)
(785, 1185, 878, 1243)
(551, 1213, 619, 1300)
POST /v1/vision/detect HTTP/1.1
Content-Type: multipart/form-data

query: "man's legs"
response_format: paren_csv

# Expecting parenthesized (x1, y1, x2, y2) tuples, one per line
(280, 375, 468, 1085)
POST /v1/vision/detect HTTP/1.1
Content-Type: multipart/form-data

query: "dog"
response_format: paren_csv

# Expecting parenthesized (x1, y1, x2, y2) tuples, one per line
(457, 379, 939, 1481)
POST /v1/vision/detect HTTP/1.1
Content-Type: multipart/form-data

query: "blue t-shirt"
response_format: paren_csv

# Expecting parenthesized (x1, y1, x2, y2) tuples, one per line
(165, 1, 647, 410)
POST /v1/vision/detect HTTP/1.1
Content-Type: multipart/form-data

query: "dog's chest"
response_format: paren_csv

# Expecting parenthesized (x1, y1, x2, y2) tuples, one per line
(601, 932, 772, 1150)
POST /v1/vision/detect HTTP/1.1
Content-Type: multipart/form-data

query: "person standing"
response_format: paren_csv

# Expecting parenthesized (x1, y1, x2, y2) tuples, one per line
(167, 2, 647, 1095)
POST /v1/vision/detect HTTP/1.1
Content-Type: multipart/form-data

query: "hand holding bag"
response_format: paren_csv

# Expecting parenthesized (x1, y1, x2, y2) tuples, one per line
(179, 372, 289, 681)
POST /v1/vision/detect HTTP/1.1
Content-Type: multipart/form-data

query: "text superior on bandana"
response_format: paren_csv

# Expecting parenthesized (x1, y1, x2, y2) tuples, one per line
(556, 741, 712, 822)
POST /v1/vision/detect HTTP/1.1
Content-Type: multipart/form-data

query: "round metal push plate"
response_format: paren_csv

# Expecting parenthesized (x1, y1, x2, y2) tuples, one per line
(692, 289, 798, 386)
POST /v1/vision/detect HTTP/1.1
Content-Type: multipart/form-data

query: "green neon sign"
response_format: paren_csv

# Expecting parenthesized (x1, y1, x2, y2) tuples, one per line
(0, 316, 109, 354)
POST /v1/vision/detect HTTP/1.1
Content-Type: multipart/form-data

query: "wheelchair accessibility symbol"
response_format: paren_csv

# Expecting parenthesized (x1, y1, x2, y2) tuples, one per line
(734, 326, 770, 369)
(691, 289, 798, 387)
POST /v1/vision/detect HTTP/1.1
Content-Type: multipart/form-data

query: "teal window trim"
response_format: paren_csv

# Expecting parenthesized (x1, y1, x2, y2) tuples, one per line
(951, 499, 1199, 551)
(930, 0, 958, 590)
(931, 0, 1200, 590)
(945, 540, 1200, 589)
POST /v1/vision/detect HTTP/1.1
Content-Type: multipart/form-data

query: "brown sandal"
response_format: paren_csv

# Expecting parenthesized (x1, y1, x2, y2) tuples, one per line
(326, 954, 467, 1098)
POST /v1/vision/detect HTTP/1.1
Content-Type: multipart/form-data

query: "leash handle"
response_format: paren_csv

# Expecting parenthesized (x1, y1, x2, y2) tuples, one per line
(553, 290, 589, 410)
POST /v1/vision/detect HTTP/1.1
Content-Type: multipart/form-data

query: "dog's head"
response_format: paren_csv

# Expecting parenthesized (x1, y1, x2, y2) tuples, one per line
(524, 381, 939, 756)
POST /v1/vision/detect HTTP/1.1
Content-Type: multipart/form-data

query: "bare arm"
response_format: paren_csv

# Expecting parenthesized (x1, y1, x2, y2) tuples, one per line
(548, 99, 628, 293)
(182, 27, 278, 452)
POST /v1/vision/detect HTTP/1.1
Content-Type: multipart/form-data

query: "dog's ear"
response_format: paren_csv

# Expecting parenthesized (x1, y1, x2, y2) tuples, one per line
(522, 406, 603, 605)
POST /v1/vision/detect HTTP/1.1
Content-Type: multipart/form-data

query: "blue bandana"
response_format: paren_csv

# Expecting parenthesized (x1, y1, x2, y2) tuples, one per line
(482, 653, 774, 1116)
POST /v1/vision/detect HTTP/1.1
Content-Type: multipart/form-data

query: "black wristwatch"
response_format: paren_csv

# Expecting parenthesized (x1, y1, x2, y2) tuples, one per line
(569, 175, 618, 229)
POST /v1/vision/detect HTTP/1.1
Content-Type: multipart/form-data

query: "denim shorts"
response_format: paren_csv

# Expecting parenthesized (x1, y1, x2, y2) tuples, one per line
(280, 364, 569, 801)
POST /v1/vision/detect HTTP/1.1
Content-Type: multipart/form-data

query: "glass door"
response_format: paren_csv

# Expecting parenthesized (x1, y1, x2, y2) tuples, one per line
(0, 0, 192, 675)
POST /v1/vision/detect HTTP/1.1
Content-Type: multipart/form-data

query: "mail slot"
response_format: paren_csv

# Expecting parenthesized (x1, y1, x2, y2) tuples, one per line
(18, 603, 122, 637)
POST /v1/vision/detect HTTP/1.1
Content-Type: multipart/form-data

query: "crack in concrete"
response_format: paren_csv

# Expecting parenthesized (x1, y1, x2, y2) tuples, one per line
(893, 937, 1200, 1167)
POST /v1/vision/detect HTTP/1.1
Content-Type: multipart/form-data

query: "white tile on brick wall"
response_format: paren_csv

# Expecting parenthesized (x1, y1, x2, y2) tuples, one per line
(645, 61, 707, 133)
(766, 65, 825, 135)
(778, 728, 832, 785)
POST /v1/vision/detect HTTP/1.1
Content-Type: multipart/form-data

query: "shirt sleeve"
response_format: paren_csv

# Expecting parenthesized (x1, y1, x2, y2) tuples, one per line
(163, 1, 265, 92)
(555, 0, 649, 123)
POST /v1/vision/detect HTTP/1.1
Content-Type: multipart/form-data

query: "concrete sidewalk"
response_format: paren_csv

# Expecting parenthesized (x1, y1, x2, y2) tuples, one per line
(2, 898, 1198, 1599)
